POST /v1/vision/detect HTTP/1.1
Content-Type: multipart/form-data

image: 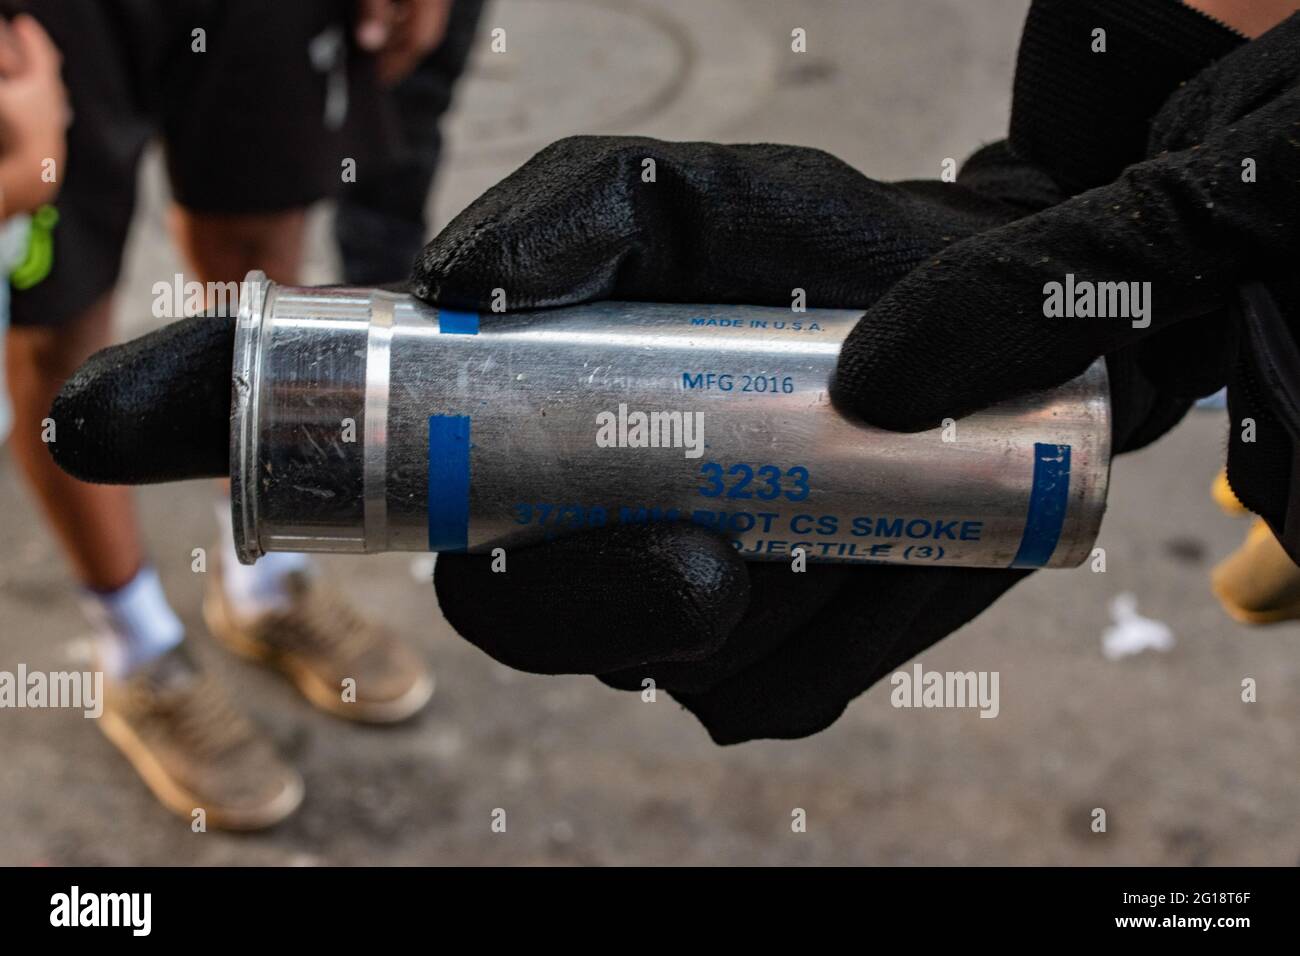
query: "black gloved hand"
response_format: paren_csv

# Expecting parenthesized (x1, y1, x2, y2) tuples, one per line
(834, 13, 1300, 558)
(415, 6, 1289, 743)
(409, 134, 1080, 743)
(839, 10, 1300, 430)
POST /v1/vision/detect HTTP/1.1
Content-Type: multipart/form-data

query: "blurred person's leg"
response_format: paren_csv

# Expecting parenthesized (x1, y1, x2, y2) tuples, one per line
(169, 209, 308, 289)
(6, 295, 143, 592)
(4, 297, 183, 675)
(10, 0, 302, 828)
(164, 1, 431, 723)
(336, 0, 485, 284)
(7, 1, 181, 676)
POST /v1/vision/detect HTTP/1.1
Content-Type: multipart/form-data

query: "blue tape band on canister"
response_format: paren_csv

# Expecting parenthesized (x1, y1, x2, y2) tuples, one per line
(1011, 442, 1071, 568)
(438, 310, 479, 335)
(428, 415, 471, 552)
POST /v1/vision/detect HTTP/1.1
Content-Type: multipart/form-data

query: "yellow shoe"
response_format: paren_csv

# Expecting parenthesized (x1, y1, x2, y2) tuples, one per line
(1211, 519, 1300, 625)
(1211, 468, 1248, 516)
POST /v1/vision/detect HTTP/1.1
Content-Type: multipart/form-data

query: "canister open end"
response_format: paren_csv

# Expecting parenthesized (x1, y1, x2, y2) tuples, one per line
(230, 270, 272, 565)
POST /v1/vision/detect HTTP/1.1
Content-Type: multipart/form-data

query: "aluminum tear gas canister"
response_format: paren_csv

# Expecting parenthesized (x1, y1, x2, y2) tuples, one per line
(231, 270, 1111, 569)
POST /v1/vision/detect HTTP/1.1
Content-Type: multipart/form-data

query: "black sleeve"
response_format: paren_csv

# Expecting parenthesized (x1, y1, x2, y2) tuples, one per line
(1009, 0, 1243, 195)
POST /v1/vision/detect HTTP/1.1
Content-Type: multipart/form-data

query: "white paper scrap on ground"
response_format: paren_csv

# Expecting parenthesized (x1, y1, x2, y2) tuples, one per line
(1101, 592, 1175, 660)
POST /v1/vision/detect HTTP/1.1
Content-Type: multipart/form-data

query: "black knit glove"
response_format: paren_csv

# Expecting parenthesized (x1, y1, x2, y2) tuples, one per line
(837, 13, 1300, 561)
(416, 6, 1292, 743)
(414, 135, 1054, 743)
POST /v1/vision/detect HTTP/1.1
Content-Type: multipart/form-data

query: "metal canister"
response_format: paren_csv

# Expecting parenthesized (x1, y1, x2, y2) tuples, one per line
(231, 270, 1110, 569)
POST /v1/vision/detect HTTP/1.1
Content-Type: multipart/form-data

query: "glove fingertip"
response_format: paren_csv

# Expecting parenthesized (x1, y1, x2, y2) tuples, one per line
(49, 315, 234, 484)
(830, 362, 950, 433)
(672, 687, 851, 746)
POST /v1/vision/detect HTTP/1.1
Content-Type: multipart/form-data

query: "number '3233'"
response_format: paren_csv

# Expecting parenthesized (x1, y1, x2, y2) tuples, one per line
(697, 462, 810, 501)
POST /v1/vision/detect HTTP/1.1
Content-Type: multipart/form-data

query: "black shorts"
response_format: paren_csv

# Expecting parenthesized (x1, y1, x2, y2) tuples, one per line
(12, 0, 391, 327)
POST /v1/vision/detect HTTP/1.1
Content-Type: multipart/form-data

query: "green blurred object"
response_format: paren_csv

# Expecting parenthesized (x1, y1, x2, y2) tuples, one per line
(9, 204, 58, 290)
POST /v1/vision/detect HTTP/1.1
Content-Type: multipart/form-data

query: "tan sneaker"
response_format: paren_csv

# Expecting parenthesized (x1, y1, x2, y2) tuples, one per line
(204, 566, 433, 723)
(98, 646, 303, 830)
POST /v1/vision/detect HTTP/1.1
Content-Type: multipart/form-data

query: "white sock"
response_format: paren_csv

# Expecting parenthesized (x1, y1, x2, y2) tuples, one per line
(82, 565, 184, 678)
(215, 502, 312, 619)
